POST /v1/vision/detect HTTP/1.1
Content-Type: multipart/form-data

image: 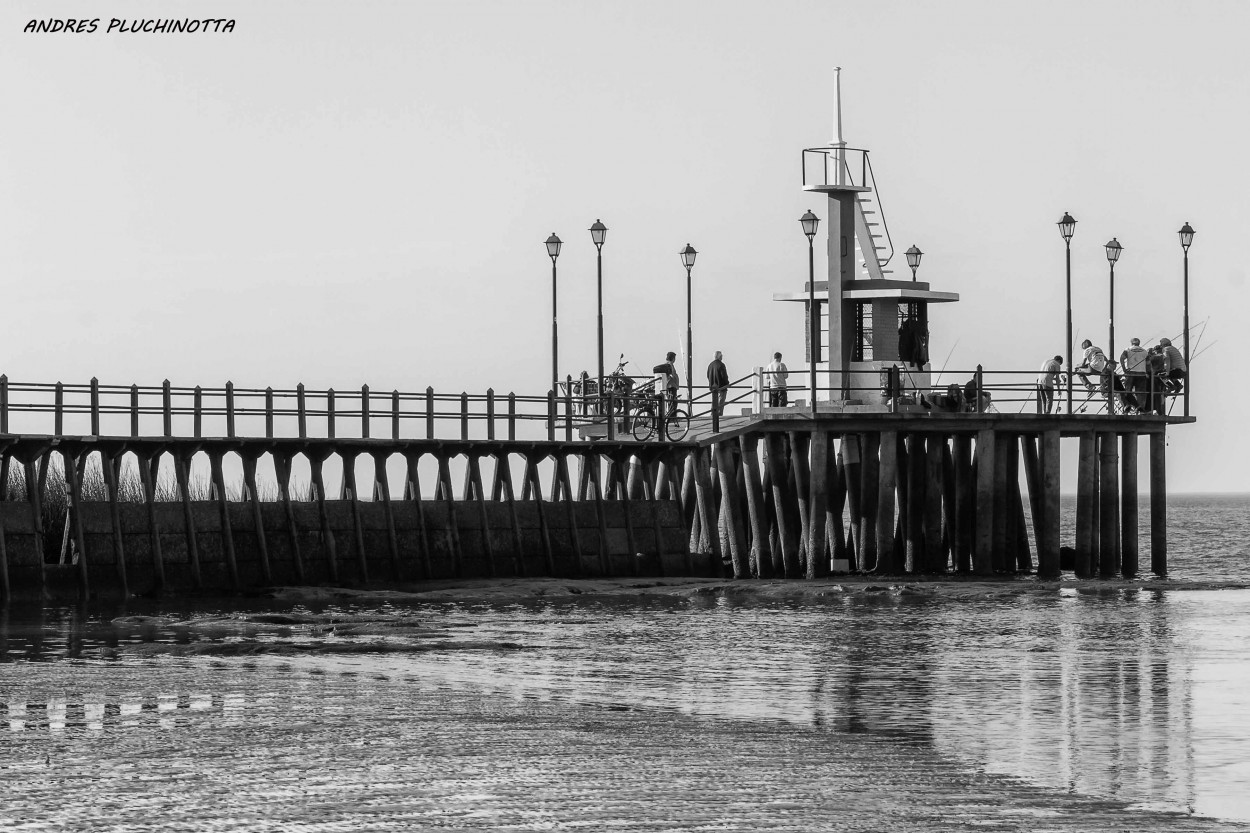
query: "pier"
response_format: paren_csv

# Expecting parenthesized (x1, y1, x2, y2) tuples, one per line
(0, 369, 1192, 600)
(0, 71, 1196, 600)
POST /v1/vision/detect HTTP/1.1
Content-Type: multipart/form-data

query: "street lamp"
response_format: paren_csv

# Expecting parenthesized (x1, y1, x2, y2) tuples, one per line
(1058, 213, 1077, 413)
(905, 245, 923, 281)
(1179, 222, 1195, 417)
(800, 210, 820, 415)
(545, 233, 562, 397)
(589, 220, 607, 397)
(680, 243, 698, 408)
(1105, 237, 1122, 366)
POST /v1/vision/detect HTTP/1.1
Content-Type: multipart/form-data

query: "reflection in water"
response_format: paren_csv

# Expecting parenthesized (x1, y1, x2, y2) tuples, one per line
(2, 590, 1249, 831)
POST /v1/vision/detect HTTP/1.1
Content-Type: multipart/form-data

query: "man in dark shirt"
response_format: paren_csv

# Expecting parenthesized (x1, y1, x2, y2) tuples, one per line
(706, 351, 729, 418)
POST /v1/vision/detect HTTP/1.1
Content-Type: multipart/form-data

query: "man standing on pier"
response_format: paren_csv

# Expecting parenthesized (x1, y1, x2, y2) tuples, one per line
(706, 351, 729, 418)
(1037, 354, 1062, 414)
(764, 352, 789, 407)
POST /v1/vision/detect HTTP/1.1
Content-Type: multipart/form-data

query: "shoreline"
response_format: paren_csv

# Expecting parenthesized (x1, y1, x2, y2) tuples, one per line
(267, 575, 1250, 604)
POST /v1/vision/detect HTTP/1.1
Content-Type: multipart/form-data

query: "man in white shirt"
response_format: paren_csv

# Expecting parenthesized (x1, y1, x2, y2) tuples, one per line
(1036, 354, 1063, 414)
(764, 352, 789, 407)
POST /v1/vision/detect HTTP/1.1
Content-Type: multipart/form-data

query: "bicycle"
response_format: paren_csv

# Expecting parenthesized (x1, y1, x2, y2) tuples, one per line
(630, 393, 690, 442)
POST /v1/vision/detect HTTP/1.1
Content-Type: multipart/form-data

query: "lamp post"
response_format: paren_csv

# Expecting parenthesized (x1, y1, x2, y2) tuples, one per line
(589, 220, 607, 397)
(800, 210, 820, 415)
(545, 233, 562, 397)
(905, 245, 923, 281)
(1179, 222, 1195, 417)
(680, 244, 698, 408)
(1058, 213, 1077, 413)
(1105, 237, 1122, 366)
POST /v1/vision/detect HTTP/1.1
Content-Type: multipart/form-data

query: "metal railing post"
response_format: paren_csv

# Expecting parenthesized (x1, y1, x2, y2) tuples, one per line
(460, 392, 469, 441)
(162, 379, 172, 437)
(606, 392, 615, 441)
(297, 383, 307, 439)
(54, 382, 64, 436)
(547, 390, 556, 441)
(975, 365, 984, 414)
(130, 384, 140, 437)
(265, 387, 274, 438)
(327, 388, 336, 439)
(508, 393, 517, 441)
(90, 377, 100, 436)
(392, 389, 400, 440)
(486, 388, 495, 441)
(225, 381, 236, 438)
(193, 386, 203, 438)
(0, 375, 8, 434)
(361, 384, 371, 439)
(425, 387, 435, 439)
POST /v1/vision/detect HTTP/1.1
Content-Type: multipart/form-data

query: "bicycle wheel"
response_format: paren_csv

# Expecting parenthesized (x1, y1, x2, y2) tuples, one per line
(664, 409, 690, 441)
(631, 408, 656, 441)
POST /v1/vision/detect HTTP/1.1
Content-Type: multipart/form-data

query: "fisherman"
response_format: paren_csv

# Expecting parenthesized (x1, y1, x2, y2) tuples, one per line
(653, 352, 680, 416)
(764, 352, 789, 407)
(1036, 354, 1063, 414)
(1119, 338, 1151, 412)
(706, 351, 729, 418)
(1074, 339, 1109, 391)
(1160, 337, 1187, 395)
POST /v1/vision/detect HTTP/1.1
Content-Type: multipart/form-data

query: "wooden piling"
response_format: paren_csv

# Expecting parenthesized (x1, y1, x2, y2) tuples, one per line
(308, 454, 337, 584)
(207, 450, 238, 587)
(465, 453, 496, 577)
(807, 431, 830, 578)
(493, 453, 527, 576)
(403, 453, 432, 579)
(790, 432, 813, 572)
(273, 452, 303, 584)
(842, 435, 863, 571)
(940, 440, 957, 574)
(341, 452, 369, 582)
(954, 434, 973, 573)
(524, 455, 556, 576)
(1121, 433, 1139, 578)
(972, 429, 996, 575)
(61, 449, 90, 597)
(373, 452, 403, 580)
(924, 436, 945, 573)
(555, 454, 583, 575)
(991, 434, 1012, 573)
(1021, 435, 1044, 564)
(436, 454, 463, 577)
(1075, 432, 1097, 579)
(858, 432, 880, 573)
(1098, 432, 1119, 578)
(691, 447, 723, 571)
(102, 451, 129, 595)
(715, 442, 749, 578)
(1150, 432, 1167, 577)
(1038, 430, 1061, 578)
(874, 430, 898, 574)
(764, 433, 799, 576)
(900, 434, 919, 572)
(241, 454, 272, 584)
(582, 454, 610, 574)
(138, 452, 166, 592)
(740, 435, 769, 578)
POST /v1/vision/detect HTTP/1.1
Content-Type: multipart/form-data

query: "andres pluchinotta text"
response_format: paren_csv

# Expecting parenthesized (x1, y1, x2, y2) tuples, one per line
(24, 19, 236, 34)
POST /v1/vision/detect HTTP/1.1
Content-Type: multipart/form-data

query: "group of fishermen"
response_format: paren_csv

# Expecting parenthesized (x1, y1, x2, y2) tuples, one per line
(1035, 337, 1187, 415)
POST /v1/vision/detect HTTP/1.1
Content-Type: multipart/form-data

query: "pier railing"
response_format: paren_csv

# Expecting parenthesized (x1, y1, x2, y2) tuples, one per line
(0, 376, 569, 442)
(0, 363, 1184, 443)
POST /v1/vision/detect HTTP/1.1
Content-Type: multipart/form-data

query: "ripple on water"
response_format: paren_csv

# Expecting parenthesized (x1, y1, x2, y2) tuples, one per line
(3, 586, 1250, 831)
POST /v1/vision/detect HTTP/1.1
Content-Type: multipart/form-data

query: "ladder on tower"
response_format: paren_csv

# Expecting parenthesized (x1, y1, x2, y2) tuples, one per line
(851, 153, 895, 280)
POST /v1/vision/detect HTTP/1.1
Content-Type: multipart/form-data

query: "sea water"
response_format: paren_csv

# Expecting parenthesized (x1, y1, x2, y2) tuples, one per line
(1, 494, 1248, 832)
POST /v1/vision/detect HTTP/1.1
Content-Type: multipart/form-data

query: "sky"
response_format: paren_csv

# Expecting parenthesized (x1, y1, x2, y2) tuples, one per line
(1, 0, 1246, 493)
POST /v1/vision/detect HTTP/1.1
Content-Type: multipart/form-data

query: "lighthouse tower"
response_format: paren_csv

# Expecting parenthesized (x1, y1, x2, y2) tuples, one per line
(773, 68, 958, 405)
